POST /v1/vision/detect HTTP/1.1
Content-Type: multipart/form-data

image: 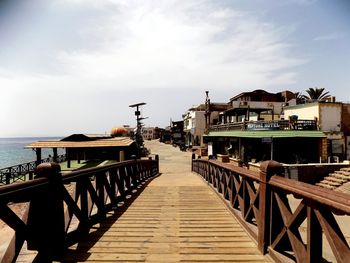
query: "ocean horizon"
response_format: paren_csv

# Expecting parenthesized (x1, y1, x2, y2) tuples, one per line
(0, 137, 65, 169)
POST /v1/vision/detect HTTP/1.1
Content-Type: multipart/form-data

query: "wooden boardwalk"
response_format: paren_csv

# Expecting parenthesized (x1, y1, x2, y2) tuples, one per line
(62, 141, 272, 262)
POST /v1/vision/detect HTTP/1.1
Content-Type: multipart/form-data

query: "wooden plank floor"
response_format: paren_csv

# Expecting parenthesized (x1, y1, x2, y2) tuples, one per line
(62, 141, 272, 262)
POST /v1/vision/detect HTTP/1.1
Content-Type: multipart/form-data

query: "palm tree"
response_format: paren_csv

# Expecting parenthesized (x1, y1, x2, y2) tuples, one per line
(303, 87, 331, 103)
(294, 92, 306, 104)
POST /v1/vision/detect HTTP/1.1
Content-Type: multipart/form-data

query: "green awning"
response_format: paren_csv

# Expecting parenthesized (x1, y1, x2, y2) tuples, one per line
(206, 130, 326, 138)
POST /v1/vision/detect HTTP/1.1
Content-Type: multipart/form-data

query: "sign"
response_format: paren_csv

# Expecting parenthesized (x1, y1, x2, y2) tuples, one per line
(262, 137, 272, 143)
(208, 142, 213, 156)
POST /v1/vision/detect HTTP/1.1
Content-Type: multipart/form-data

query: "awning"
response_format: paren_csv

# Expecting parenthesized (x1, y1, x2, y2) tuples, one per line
(205, 130, 326, 139)
(25, 137, 135, 148)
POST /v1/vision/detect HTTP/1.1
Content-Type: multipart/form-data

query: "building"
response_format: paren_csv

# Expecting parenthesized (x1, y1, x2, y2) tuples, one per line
(141, 127, 160, 140)
(284, 101, 350, 161)
(219, 89, 296, 124)
(171, 120, 185, 146)
(141, 127, 154, 140)
(204, 89, 326, 164)
(342, 103, 350, 159)
(183, 103, 228, 147)
(159, 127, 172, 143)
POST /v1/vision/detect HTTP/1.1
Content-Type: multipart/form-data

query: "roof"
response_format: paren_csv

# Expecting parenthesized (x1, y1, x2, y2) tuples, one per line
(25, 137, 135, 148)
(61, 134, 112, 141)
(230, 89, 277, 101)
(284, 101, 343, 110)
(188, 103, 229, 112)
(205, 130, 326, 139)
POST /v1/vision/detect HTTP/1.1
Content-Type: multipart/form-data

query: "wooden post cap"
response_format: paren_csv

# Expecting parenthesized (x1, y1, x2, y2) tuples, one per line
(259, 160, 284, 182)
(34, 162, 61, 178)
(260, 160, 283, 173)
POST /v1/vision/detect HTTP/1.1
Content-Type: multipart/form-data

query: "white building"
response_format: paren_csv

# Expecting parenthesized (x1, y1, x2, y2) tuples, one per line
(141, 127, 156, 140)
(183, 103, 227, 147)
(284, 102, 345, 160)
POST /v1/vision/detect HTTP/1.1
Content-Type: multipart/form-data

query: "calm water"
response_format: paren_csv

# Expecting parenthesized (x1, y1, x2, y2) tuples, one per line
(0, 137, 65, 169)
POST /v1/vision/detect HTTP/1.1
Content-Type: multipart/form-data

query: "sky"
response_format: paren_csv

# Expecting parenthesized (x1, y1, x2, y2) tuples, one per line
(0, 0, 349, 137)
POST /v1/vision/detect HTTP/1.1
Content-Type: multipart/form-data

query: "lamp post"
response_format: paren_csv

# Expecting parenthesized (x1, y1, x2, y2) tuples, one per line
(129, 102, 147, 157)
(204, 91, 211, 133)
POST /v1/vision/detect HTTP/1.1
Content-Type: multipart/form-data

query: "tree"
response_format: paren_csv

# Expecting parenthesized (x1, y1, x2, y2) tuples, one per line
(294, 92, 306, 104)
(303, 87, 331, 103)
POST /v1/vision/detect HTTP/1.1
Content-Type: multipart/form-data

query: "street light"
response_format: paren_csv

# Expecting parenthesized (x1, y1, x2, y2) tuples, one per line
(129, 102, 147, 157)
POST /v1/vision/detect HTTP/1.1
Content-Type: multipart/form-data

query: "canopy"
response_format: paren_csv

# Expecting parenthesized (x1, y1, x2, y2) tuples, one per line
(205, 130, 326, 139)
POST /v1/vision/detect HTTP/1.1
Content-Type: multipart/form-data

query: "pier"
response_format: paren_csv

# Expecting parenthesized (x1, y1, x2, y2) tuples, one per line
(1, 140, 350, 262)
(61, 140, 270, 262)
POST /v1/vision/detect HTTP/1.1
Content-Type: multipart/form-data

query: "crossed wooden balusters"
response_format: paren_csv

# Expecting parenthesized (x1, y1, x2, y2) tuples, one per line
(0, 156, 159, 262)
(192, 156, 350, 263)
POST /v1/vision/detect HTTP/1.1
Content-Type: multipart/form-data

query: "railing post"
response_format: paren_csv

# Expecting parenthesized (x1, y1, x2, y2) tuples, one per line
(206, 159, 210, 181)
(96, 171, 106, 220)
(258, 160, 284, 254)
(191, 153, 195, 172)
(27, 162, 65, 261)
(307, 206, 322, 262)
(6, 171, 11, 185)
(155, 155, 159, 175)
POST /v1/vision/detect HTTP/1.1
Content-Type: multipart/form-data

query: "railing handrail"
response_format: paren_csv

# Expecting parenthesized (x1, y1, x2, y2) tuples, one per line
(61, 159, 151, 182)
(269, 175, 350, 214)
(0, 154, 67, 185)
(0, 159, 155, 201)
(201, 159, 350, 214)
(0, 154, 67, 172)
(0, 156, 159, 262)
(192, 157, 350, 263)
(208, 159, 260, 181)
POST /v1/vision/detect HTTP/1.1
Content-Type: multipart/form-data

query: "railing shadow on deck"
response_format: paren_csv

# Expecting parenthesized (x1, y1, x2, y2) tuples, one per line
(63, 172, 161, 261)
(0, 155, 159, 263)
(192, 155, 350, 263)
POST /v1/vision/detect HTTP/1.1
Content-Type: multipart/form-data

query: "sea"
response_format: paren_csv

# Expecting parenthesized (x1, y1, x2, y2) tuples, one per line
(0, 137, 65, 169)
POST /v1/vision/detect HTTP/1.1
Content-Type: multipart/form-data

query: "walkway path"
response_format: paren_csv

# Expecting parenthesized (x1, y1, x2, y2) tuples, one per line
(62, 141, 271, 262)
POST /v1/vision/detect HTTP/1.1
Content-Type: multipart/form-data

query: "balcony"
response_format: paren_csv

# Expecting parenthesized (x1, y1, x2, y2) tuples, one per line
(210, 119, 318, 132)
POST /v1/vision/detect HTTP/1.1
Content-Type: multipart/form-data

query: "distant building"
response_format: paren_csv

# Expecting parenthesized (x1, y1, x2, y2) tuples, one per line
(171, 120, 185, 145)
(159, 127, 172, 143)
(183, 103, 228, 147)
(141, 127, 160, 140)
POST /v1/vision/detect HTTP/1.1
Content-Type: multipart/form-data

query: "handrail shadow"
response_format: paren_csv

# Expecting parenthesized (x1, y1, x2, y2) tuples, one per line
(63, 173, 161, 261)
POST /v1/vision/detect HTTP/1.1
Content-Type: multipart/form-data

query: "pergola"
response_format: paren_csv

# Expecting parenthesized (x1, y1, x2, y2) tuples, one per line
(26, 137, 135, 168)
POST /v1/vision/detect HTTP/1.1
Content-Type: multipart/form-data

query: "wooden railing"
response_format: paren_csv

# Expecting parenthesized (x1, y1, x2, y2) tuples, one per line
(0, 156, 159, 262)
(192, 156, 350, 263)
(210, 119, 318, 132)
(0, 154, 67, 185)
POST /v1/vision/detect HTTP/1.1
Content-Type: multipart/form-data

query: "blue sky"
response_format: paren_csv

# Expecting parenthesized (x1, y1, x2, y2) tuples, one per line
(0, 0, 349, 137)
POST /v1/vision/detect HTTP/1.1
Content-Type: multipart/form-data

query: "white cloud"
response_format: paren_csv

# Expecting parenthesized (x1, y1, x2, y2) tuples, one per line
(314, 32, 345, 41)
(44, 0, 304, 90)
(286, 0, 317, 5)
(0, 0, 308, 136)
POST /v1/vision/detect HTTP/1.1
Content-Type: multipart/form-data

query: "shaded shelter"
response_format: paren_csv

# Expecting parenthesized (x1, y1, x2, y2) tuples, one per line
(26, 135, 137, 168)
